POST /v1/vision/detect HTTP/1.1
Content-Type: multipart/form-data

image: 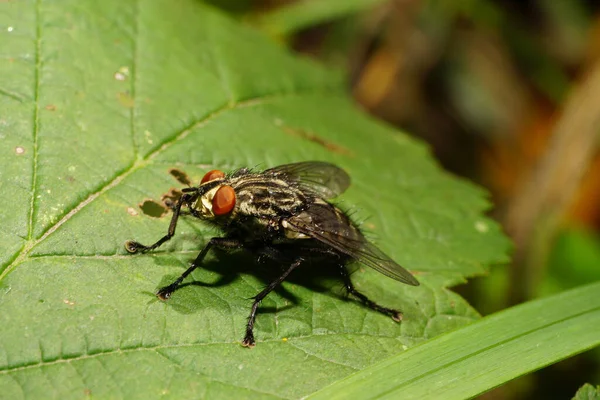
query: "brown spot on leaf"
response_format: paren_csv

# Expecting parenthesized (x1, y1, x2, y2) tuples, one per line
(139, 199, 168, 218)
(282, 126, 352, 156)
(169, 168, 192, 186)
(126, 207, 138, 216)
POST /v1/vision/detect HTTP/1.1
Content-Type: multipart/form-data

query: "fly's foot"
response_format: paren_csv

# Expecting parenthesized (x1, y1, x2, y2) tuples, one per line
(241, 332, 256, 348)
(125, 240, 148, 254)
(156, 284, 177, 300)
(391, 311, 403, 322)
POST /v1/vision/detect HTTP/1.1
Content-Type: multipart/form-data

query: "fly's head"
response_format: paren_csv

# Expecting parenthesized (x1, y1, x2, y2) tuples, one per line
(187, 169, 239, 222)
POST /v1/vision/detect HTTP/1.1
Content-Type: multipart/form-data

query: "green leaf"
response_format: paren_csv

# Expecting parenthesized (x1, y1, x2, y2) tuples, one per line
(0, 1, 509, 398)
(308, 281, 600, 400)
(573, 383, 600, 400)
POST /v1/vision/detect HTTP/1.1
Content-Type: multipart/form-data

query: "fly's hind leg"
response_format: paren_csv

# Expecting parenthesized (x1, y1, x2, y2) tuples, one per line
(243, 256, 304, 348)
(339, 265, 403, 322)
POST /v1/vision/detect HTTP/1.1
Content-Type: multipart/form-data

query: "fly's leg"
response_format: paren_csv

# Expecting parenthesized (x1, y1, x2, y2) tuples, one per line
(339, 265, 403, 322)
(243, 257, 304, 348)
(125, 193, 192, 254)
(157, 237, 243, 300)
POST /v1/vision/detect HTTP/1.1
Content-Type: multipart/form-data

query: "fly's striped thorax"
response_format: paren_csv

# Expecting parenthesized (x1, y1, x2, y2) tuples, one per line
(230, 174, 311, 219)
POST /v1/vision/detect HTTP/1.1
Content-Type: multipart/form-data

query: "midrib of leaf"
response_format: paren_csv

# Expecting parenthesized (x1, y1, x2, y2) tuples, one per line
(0, 0, 47, 278)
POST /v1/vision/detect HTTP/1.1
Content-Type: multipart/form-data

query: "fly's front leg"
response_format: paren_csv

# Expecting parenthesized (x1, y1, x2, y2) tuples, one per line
(157, 237, 243, 300)
(125, 193, 192, 254)
(339, 265, 403, 321)
(243, 256, 304, 348)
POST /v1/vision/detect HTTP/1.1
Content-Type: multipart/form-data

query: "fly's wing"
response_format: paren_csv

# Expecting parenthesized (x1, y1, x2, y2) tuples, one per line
(285, 202, 420, 286)
(265, 161, 350, 199)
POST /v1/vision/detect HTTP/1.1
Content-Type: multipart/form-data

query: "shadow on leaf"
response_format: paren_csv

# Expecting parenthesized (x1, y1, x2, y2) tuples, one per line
(145, 246, 358, 317)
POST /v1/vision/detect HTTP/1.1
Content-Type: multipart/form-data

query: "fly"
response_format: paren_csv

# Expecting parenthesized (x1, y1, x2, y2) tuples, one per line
(125, 161, 419, 347)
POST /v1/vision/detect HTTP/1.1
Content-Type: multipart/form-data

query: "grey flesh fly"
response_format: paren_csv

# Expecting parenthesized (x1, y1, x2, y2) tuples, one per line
(126, 161, 419, 347)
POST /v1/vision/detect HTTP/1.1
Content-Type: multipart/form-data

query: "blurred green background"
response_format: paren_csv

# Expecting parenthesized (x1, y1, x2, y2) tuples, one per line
(207, 0, 600, 398)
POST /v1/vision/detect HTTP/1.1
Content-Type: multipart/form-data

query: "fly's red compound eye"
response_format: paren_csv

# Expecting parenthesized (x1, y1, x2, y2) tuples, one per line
(212, 185, 236, 215)
(201, 169, 225, 184)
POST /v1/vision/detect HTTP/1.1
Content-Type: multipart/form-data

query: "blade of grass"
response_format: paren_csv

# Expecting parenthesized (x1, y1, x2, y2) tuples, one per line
(307, 281, 600, 400)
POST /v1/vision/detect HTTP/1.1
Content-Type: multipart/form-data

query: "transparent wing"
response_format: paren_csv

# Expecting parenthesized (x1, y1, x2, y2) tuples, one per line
(266, 161, 350, 199)
(285, 203, 419, 286)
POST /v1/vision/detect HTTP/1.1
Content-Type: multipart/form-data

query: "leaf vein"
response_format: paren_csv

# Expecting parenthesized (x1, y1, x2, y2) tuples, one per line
(287, 343, 360, 371)
(130, 0, 140, 156)
(27, 0, 42, 242)
(0, 87, 27, 102)
(0, 333, 415, 376)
